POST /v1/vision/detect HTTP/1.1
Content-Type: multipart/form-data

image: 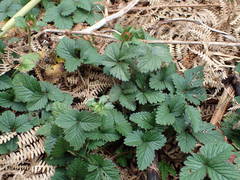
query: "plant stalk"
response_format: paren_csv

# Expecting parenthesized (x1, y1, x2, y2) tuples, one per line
(0, 0, 41, 38)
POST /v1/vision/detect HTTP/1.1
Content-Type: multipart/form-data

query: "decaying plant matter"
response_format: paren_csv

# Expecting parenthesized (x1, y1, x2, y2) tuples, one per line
(0, 0, 240, 180)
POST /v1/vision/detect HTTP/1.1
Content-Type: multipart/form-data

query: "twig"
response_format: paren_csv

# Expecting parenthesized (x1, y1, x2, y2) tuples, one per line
(158, 18, 238, 42)
(79, 0, 140, 33)
(109, 4, 221, 12)
(142, 40, 240, 47)
(210, 86, 235, 126)
(0, 0, 41, 38)
(43, 29, 115, 39)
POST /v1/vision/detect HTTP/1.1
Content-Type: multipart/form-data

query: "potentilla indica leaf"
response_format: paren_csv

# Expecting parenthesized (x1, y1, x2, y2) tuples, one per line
(124, 130, 166, 170)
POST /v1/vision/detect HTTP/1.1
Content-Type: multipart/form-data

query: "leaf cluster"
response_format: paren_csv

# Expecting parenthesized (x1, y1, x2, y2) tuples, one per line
(44, 0, 103, 29)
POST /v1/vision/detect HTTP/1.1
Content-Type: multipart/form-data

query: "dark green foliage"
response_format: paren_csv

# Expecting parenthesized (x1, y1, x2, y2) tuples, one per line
(0, 0, 22, 21)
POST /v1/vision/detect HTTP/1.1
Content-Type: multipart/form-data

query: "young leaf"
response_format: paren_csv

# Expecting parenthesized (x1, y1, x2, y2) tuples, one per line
(86, 154, 120, 180)
(124, 130, 166, 170)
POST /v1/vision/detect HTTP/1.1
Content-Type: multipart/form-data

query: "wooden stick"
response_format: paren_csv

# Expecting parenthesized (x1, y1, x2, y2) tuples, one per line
(210, 86, 235, 126)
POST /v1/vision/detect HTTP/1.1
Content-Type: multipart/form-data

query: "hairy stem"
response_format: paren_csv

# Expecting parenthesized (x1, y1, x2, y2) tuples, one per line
(0, 0, 41, 38)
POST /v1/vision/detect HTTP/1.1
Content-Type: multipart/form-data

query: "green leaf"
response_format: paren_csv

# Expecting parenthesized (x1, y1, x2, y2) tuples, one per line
(0, 91, 27, 112)
(13, 73, 41, 102)
(67, 158, 88, 179)
(124, 130, 166, 170)
(158, 160, 176, 180)
(44, 6, 73, 29)
(0, 0, 22, 21)
(55, 110, 101, 149)
(149, 63, 176, 92)
(119, 94, 136, 111)
(86, 155, 120, 180)
(15, 16, 28, 29)
(185, 105, 202, 133)
(136, 91, 165, 104)
(0, 111, 33, 133)
(180, 143, 240, 180)
(58, 0, 76, 16)
(0, 75, 12, 90)
(192, 122, 224, 145)
(156, 104, 176, 125)
(176, 132, 197, 153)
(0, 137, 18, 155)
(73, 9, 103, 25)
(101, 42, 135, 81)
(136, 44, 172, 73)
(130, 112, 154, 129)
(17, 53, 40, 72)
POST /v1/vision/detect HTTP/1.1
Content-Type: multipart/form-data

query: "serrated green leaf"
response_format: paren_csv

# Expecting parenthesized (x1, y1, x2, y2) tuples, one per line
(0, 75, 12, 90)
(0, 137, 18, 155)
(158, 161, 176, 180)
(0, 91, 27, 112)
(136, 44, 172, 73)
(180, 143, 240, 180)
(58, 0, 76, 16)
(17, 53, 40, 72)
(176, 132, 197, 153)
(119, 94, 136, 111)
(56, 110, 101, 150)
(73, 9, 103, 25)
(185, 106, 202, 133)
(86, 155, 120, 180)
(67, 158, 88, 179)
(193, 122, 224, 145)
(0, 111, 33, 133)
(156, 104, 176, 125)
(44, 6, 73, 29)
(130, 112, 154, 129)
(149, 63, 176, 92)
(0, 0, 22, 21)
(124, 130, 166, 170)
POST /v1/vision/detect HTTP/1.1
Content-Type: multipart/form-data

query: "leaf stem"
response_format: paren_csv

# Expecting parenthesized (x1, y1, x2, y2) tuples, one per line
(0, 0, 41, 38)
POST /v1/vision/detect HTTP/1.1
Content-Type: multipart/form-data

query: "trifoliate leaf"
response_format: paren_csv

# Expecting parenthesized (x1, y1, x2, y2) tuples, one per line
(107, 110, 132, 136)
(192, 122, 224, 145)
(102, 42, 136, 81)
(13, 73, 41, 102)
(55, 110, 101, 150)
(17, 53, 40, 72)
(130, 112, 154, 129)
(40, 81, 64, 102)
(0, 91, 27, 112)
(124, 130, 166, 170)
(156, 104, 176, 125)
(180, 143, 240, 180)
(0, 137, 18, 155)
(158, 161, 176, 180)
(86, 154, 120, 180)
(176, 132, 197, 153)
(67, 158, 88, 179)
(0, 75, 12, 90)
(136, 44, 172, 73)
(185, 105, 202, 133)
(149, 63, 176, 92)
(0, 111, 33, 133)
